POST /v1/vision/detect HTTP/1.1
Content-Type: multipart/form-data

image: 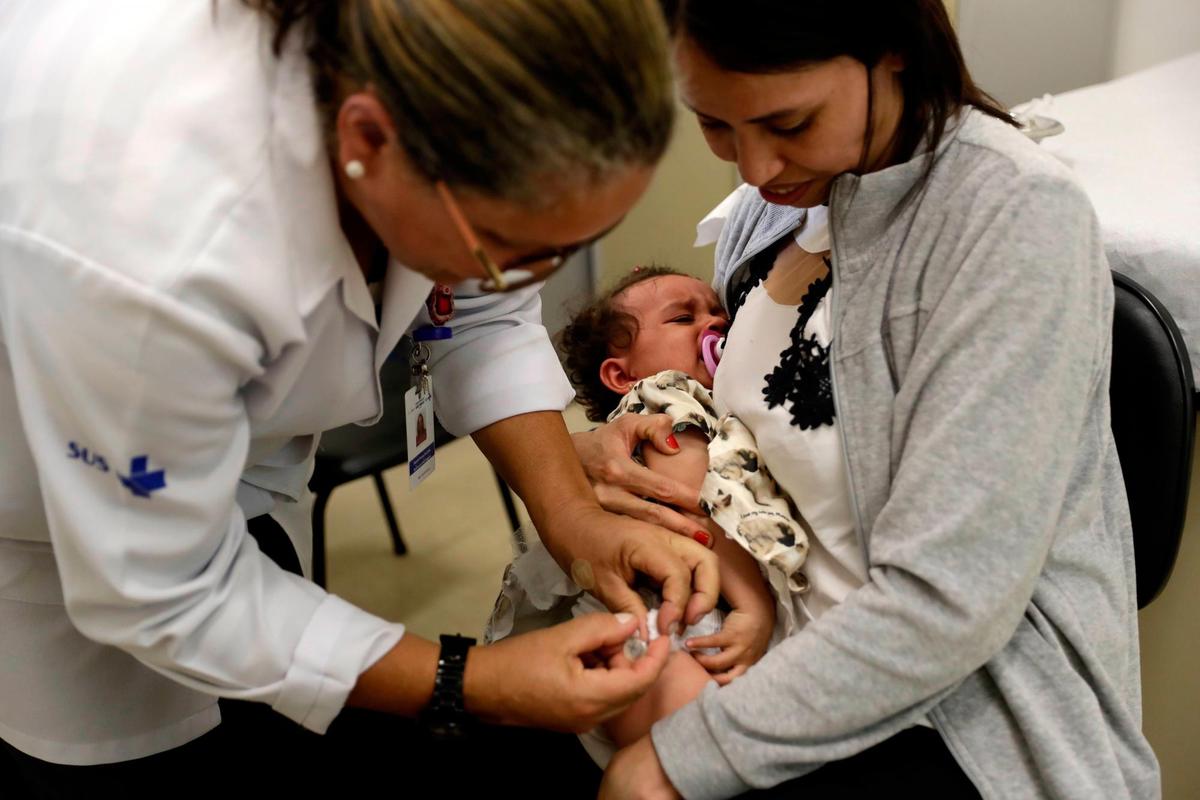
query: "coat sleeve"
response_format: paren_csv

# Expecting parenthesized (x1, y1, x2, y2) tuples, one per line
(418, 280, 574, 436)
(651, 174, 1112, 798)
(0, 230, 402, 733)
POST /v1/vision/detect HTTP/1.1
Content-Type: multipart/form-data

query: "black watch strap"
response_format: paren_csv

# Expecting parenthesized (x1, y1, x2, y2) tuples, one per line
(421, 633, 476, 739)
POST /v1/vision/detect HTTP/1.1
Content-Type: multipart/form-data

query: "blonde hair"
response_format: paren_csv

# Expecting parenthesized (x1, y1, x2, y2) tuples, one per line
(246, 0, 675, 204)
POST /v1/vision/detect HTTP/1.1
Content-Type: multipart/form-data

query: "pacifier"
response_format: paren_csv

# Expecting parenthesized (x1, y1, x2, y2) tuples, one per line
(701, 329, 725, 379)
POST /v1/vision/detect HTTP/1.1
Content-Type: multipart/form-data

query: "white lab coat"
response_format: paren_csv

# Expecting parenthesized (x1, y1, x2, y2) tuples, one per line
(0, 1, 572, 765)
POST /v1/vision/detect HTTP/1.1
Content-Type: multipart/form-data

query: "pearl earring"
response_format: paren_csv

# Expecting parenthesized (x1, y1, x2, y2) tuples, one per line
(344, 160, 366, 180)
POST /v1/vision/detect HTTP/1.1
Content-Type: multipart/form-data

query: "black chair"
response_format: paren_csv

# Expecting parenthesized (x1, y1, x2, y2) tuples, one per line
(309, 344, 522, 587)
(1109, 271, 1196, 608)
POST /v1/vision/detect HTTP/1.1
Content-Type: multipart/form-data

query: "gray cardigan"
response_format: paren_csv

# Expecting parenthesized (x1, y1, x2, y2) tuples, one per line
(651, 110, 1161, 799)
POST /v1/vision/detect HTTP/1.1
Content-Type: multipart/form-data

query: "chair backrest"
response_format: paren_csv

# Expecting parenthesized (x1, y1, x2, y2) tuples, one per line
(311, 337, 457, 488)
(1108, 271, 1196, 608)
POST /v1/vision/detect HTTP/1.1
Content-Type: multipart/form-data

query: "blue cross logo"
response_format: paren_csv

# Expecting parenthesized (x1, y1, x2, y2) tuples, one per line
(119, 455, 167, 498)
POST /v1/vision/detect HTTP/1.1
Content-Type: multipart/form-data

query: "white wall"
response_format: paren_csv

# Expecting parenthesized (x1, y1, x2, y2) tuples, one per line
(1112, 0, 1200, 76)
(957, 0, 1200, 107)
(956, 0, 1118, 106)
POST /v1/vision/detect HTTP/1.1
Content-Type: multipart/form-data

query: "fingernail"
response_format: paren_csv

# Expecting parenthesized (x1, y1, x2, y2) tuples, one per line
(666, 434, 679, 449)
(657, 602, 678, 633)
(615, 612, 634, 625)
(693, 530, 711, 547)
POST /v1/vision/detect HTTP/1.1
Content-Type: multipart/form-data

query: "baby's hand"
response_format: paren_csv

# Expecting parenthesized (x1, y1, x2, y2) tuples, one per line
(684, 604, 774, 685)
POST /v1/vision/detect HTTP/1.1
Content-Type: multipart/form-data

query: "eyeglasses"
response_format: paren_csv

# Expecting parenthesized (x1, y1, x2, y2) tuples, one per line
(435, 181, 579, 293)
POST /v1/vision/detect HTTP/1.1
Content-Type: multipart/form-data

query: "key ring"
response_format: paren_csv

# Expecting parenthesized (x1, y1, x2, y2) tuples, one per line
(411, 340, 431, 372)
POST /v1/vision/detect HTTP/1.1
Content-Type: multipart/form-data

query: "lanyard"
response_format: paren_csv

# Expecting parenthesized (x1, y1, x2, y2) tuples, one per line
(405, 284, 453, 489)
(411, 283, 454, 396)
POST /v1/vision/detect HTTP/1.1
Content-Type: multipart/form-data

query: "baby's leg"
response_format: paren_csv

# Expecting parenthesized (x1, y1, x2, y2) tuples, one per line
(603, 650, 714, 748)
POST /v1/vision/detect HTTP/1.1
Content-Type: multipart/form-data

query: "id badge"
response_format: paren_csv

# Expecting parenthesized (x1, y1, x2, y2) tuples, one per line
(405, 384, 436, 489)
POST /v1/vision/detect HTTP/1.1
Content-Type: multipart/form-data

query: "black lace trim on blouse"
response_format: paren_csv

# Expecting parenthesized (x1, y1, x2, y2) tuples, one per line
(725, 234, 836, 430)
(726, 237, 791, 322)
(763, 267, 835, 430)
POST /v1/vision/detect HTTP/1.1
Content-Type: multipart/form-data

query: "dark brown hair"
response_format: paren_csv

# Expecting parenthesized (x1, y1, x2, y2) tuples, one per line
(659, 0, 1015, 177)
(560, 265, 682, 421)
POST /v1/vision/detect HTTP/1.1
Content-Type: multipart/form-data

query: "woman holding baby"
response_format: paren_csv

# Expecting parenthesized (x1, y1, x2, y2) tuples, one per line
(582, 1, 1159, 797)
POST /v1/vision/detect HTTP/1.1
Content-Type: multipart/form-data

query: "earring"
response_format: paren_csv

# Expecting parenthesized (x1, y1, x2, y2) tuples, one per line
(344, 160, 366, 180)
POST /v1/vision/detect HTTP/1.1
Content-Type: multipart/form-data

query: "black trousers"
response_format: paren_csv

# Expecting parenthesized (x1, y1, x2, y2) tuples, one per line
(0, 516, 603, 798)
(0, 717, 979, 799)
(0, 703, 604, 798)
(1, 517, 979, 798)
(746, 726, 981, 798)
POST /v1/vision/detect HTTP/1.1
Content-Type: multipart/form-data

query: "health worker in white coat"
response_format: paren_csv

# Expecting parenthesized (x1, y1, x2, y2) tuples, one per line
(0, 1, 718, 794)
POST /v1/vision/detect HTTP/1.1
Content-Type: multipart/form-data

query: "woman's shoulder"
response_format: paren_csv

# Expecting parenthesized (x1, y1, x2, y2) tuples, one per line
(1, 4, 295, 269)
(911, 112, 1106, 304)
(942, 110, 1089, 207)
(1, 4, 340, 343)
(894, 110, 1097, 263)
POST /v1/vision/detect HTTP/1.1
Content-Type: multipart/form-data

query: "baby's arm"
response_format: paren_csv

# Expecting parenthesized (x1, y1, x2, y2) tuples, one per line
(690, 522, 776, 683)
(643, 429, 771, 603)
(643, 431, 776, 680)
(603, 648, 714, 749)
(708, 515, 774, 613)
(640, 427, 710, 501)
(602, 430, 776, 749)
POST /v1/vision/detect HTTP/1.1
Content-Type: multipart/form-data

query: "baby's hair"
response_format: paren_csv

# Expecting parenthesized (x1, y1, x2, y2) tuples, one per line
(560, 264, 683, 422)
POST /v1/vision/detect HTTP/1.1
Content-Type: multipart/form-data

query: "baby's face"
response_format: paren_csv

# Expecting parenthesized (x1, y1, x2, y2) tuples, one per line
(613, 275, 729, 388)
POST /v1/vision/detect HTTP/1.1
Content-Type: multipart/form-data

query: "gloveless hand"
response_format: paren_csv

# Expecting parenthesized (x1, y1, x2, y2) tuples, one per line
(464, 612, 671, 731)
(572, 413, 708, 539)
(540, 502, 719, 637)
(687, 605, 774, 685)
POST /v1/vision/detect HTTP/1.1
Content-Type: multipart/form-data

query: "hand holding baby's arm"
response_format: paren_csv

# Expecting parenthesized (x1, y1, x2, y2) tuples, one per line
(576, 415, 709, 540)
(639, 428, 710, 500)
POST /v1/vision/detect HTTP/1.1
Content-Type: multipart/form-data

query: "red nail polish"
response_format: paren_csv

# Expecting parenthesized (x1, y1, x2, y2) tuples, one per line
(666, 434, 679, 449)
(693, 530, 711, 547)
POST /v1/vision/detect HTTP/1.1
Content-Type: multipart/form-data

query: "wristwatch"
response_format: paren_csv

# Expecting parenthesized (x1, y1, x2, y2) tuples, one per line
(421, 633, 477, 740)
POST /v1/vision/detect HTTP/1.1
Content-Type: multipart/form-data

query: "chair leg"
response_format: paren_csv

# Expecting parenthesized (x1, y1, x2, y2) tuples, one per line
(494, 469, 522, 532)
(373, 472, 407, 556)
(312, 491, 330, 588)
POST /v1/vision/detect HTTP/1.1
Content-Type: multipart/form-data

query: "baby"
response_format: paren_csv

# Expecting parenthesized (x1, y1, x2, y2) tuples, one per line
(486, 266, 809, 765)
(561, 266, 811, 603)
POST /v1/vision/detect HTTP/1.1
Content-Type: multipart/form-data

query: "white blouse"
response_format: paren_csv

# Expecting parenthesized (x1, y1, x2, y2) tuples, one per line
(708, 202, 931, 729)
(711, 207, 866, 624)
